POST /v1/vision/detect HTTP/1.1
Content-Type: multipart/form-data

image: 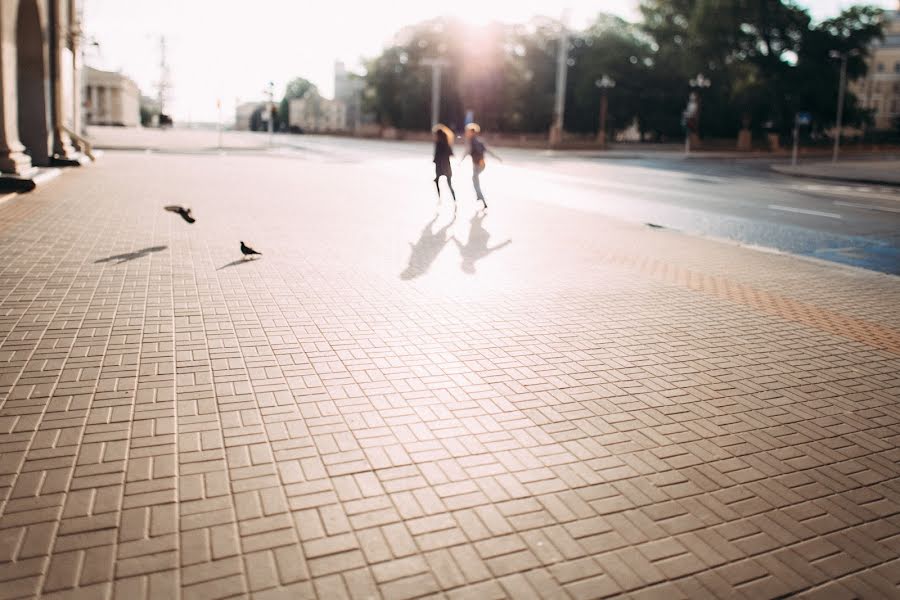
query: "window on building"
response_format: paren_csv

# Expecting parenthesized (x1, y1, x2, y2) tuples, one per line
(877, 62, 884, 72)
(895, 62, 900, 73)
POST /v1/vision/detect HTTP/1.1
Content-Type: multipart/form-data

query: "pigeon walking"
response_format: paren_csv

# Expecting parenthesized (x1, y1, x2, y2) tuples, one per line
(240, 241, 262, 259)
(164, 205, 195, 224)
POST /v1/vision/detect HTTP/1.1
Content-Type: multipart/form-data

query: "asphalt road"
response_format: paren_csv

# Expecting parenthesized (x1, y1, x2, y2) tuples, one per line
(94, 128, 900, 275)
(269, 134, 900, 275)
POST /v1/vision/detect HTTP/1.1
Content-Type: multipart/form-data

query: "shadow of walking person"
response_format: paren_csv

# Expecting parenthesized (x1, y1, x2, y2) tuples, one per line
(453, 213, 510, 274)
(400, 211, 457, 280)
(94, 245, 167, 264)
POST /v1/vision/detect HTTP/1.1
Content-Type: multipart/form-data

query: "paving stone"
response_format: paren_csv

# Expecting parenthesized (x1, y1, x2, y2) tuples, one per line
(0, 150, 898, 598)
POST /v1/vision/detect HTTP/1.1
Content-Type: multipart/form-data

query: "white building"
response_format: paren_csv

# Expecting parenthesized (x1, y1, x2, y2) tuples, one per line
(84, 67, 140, 127)
(234, 101, 262, 130)
(289, 94, 347, 132)
(334, 61, 365, 132)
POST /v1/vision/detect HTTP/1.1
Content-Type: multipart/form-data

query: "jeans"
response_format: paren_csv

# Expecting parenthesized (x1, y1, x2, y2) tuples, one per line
(472, 162, 485, 200)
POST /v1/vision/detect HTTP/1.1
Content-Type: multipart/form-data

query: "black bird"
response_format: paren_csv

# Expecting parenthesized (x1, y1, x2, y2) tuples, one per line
(240, 241, 262, 259)
(164, 205, 195, 224)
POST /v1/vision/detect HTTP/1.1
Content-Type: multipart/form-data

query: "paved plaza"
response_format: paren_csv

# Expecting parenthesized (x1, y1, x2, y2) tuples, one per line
(0, 148, 899, 599)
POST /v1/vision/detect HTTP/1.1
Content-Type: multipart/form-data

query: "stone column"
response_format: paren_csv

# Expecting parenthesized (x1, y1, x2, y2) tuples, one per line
(50, 0, 78, 161)
(0, 0, 36, 176)
(88, 84, 96, 124)
(103, 85, 110, 124)
(69, 0, 82, 135)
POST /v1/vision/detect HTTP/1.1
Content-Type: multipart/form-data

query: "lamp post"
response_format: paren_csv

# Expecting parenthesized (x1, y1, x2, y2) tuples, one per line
(265, 80, 275, 146)
(549, 14, 570, 147)
(595, 75, 616, 148)
(684, 73, 711, 154)
(829, 49, 859, 163)
(421, 58, 450, 128)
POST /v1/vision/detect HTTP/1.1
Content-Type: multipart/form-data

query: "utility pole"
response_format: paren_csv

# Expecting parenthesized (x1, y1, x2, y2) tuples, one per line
(829, 50, 857, 163)
(421, 58, 449, 128)
(156, 36, 171, 125)
(549, 15, 570, 147)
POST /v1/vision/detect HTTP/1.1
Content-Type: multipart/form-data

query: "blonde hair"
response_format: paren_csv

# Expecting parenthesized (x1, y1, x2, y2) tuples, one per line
(465, 123, 481, 133)
(432, 123, 454, 145)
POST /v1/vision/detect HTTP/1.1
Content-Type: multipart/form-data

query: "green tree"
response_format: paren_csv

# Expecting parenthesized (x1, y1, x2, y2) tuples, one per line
(279, 77, 317, 129)
(638, 0, 884, 138)
(792, 6, 883, 133)
(361, 4, 885, 139)
(363, 17, 562, 133)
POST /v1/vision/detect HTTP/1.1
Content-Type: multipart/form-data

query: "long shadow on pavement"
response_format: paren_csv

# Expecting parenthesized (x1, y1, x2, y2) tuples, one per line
(453, 212, 511, 274)
(94, 245, 167, 264)
(400, 209, 457, 280)
(218, 258, 259, 270)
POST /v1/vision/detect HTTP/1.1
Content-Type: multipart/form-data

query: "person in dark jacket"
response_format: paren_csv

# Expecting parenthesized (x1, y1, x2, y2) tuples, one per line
(432, 124, 456, 202)
(460, 123, 501, 208)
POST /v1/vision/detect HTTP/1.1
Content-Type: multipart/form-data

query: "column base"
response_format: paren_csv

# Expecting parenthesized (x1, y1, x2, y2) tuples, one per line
(51, 152, 92, 167)
(0, 167, 62, 192)
(0, 149, 36, 176)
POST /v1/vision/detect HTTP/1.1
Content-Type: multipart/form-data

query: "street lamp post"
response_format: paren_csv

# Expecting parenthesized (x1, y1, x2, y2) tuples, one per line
(549, 15, 570, 147)
(421, 58, 450, 128)
(684, 73, 711, 154)
(216, 98, 222, 151)
(265, 81, 275, 147)
(829, 49, 859, 163)
(595, 75, 615, 148)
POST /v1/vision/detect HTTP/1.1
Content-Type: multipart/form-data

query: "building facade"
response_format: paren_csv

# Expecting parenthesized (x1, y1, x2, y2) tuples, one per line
(0, 0, 87, 186)
(334, 61, 364, 132)
(856, 5, 900, 131)
(289, 94, 347, 133)
(234, 101, 261, 131)
(85, 67, 140, 127)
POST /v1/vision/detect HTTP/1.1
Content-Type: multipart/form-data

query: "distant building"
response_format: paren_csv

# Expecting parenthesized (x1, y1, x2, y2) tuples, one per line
(235, 101, 262, 130)
(289, 94, 347, 132)
(334, 61, 366, 132)
(855, 5, 900, 130)
(84, 67, 140, 127)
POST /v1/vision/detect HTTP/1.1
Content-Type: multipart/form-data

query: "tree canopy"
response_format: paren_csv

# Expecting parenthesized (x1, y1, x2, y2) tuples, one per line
(278, 77, 318, 129)
(361, 2, 886, 140)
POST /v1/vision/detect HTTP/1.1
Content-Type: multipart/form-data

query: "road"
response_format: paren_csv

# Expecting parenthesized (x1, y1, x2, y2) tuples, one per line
(92, 128, 900, 275)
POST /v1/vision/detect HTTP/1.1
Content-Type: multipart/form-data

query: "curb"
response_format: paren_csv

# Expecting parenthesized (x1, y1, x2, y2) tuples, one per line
(770, 164, 900, 187)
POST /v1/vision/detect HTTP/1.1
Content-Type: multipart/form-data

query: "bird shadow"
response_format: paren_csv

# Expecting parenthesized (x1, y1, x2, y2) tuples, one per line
(217, 258, 258, 270)
(400, 209, 457, 280)
(453, 212, 511, 274)
(94, 245, 167, 264)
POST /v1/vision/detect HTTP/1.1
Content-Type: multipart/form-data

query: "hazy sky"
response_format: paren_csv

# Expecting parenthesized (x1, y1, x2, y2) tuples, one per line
(82, 0, 896, 122)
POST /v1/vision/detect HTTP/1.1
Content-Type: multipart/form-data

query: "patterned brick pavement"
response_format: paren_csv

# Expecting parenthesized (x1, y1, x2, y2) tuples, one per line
(0, 151, 898, 599)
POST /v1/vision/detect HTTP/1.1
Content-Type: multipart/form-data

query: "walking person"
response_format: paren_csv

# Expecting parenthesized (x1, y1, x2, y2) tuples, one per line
(460, 123, 501, 209)
(432, 124, 456, 203)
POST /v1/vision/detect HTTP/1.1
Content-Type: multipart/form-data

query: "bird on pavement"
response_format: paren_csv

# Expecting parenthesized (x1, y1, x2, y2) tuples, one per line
(164, 205, 195, 224)
(240, 242, 262, 259)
